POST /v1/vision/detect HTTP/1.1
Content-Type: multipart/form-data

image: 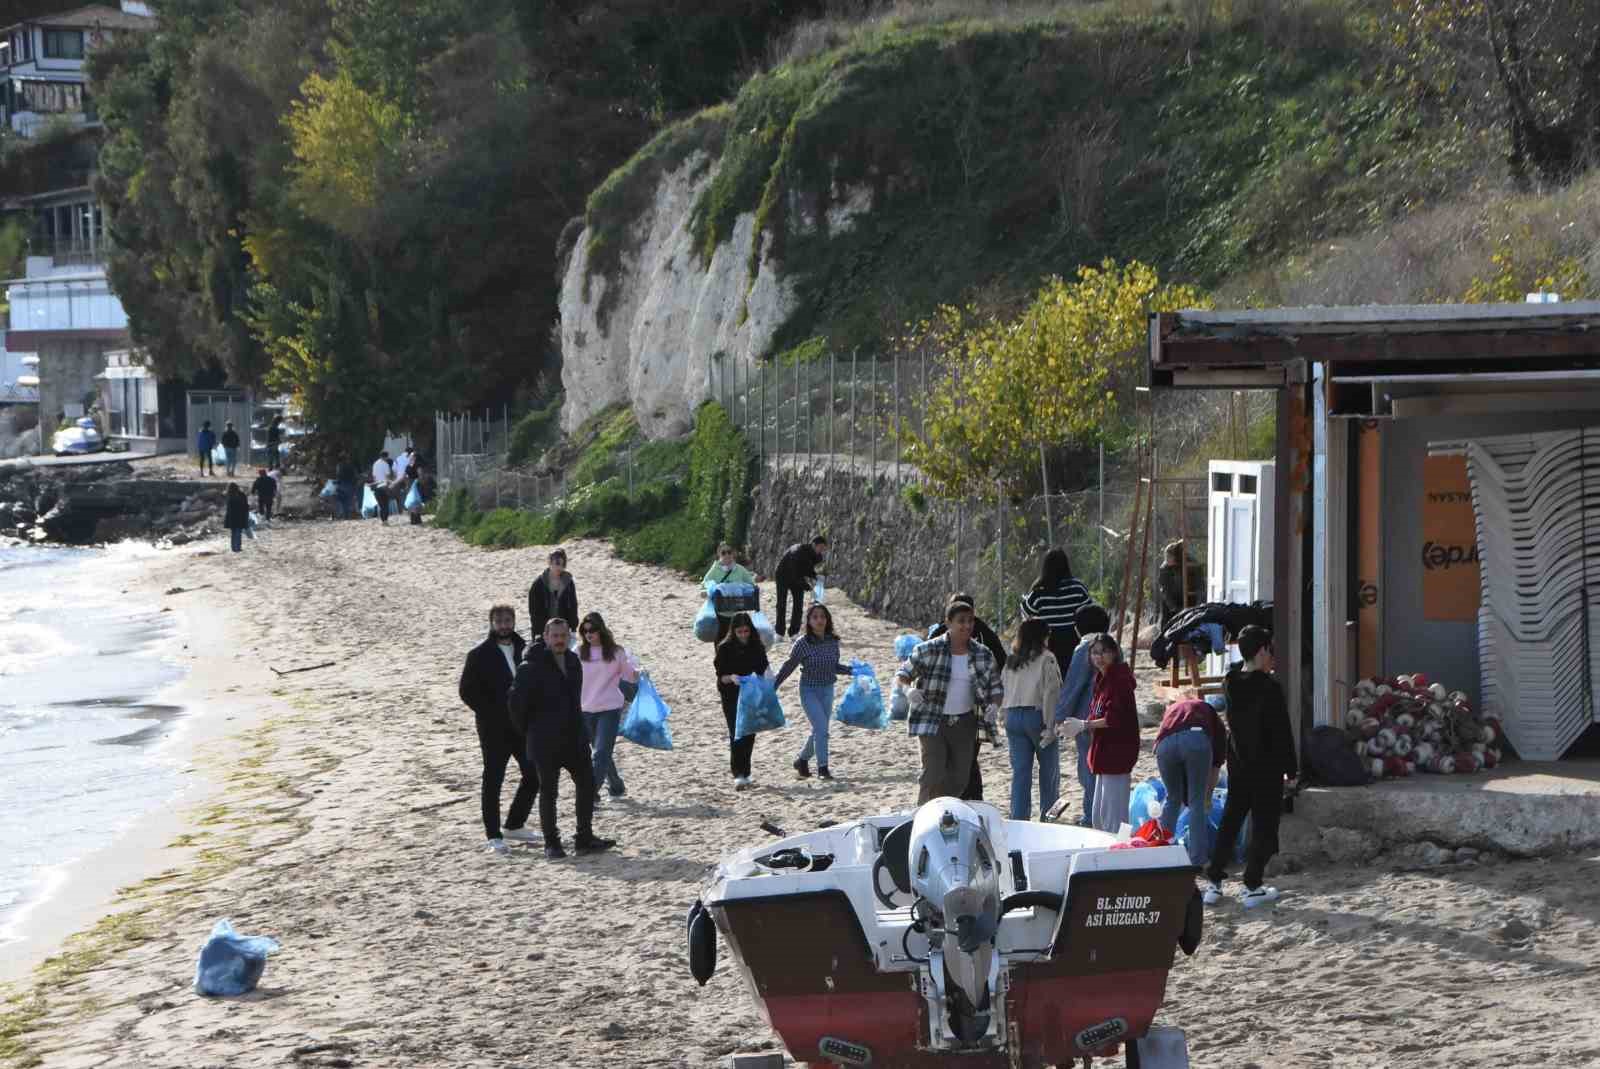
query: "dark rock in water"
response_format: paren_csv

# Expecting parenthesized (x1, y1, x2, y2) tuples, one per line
(0, 460, 223, 545)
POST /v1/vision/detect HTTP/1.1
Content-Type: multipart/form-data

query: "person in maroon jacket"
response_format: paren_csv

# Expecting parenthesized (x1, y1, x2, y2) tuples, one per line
(1154, 698, 1228, 866)
(1084, 633, 1139, 834)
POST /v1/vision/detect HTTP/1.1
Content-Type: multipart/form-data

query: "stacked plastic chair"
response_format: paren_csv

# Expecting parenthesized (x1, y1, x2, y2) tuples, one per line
(1463, 430, 1600, 760)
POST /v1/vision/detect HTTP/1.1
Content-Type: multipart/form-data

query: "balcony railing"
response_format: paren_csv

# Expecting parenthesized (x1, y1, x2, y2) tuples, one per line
(35, 236, 111, 268)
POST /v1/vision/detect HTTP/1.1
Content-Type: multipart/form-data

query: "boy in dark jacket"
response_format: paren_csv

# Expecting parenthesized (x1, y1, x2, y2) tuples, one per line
(527, 548, 579, 638)
(774, 536, 828, 638)
(459, 605, 540, 853)
(251, 468, 277, 521)
(508, 618, 615, 859)
(1204, 625, 1298, 908)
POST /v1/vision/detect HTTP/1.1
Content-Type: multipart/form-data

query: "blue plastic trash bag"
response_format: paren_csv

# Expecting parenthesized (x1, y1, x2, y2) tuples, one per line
(621, 673, 674, 750)
(194, 918, 279, 996)
(319, 479, 337, 499)
(361, 484, 379, 518)
(735, 674, 785, 738)
(1175, 787, 1248, 859)
(747, 611, 777, 648)
(890, 680, 910, 721)
(834, 660, 888, 730)
(1129, 779, 1167, 824)
(894, 634, 920, 661)
(693, 598, 720, 642)
(404, 481, 422, 511)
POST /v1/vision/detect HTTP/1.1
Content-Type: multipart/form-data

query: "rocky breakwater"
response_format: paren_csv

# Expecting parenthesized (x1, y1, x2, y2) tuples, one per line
(0, 460, 227, 545)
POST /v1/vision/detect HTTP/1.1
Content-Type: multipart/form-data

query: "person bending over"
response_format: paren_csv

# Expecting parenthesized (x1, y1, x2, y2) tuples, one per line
(774, 535, 828, 638)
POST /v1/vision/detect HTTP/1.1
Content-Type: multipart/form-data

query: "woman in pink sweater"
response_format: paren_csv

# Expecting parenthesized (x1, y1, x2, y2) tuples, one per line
(578, 612, 640, 800)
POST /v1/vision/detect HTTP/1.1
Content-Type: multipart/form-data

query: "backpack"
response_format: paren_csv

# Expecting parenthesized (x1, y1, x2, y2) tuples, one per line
(1305, 725, 1371, 787)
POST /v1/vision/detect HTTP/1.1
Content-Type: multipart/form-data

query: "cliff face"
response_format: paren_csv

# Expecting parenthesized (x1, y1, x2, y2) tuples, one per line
(558, 154, 799, 439)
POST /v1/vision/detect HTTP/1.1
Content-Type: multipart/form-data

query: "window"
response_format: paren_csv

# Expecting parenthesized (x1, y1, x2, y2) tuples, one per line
(16, 78, 83, 113)
(42, 29, 84, 60)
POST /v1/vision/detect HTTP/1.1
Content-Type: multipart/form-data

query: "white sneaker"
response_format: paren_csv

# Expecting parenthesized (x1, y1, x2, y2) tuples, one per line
(1241, 886, 1281, 909)
(733, 776, 751, 791)
(1202, 880, 1224, 905)
(502, 828, 541, 844)
(485, 838, 510, 855)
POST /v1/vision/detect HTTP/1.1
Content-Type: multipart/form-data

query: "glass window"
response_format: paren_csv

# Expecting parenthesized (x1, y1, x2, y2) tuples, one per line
(140, 376, 159, 438)
(42, 29, 84, 60)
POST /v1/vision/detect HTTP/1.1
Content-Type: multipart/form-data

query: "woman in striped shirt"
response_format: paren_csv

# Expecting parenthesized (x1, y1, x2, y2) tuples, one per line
(774, 604, 851, 781)
(1020, 548, 1092, 672)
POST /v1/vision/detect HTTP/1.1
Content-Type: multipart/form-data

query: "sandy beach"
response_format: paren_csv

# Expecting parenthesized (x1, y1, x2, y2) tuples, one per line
(6, 519, 1600, 1069)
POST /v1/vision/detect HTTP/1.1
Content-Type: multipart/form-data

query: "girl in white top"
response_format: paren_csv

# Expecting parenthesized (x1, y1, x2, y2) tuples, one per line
(1001, 618, 1077, 820)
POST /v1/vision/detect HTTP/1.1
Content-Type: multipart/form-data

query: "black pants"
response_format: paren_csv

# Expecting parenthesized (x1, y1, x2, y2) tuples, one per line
(962, 749, 983, 801)
(532, 731, 596, 844)
(719, 683, 756, 778)
(474, 710, 538, 840)
(257, 495, 274, 520)
(1205, 774, 1283, 890)
(775, 580, 807, 636)
(374, 485, 390, 521)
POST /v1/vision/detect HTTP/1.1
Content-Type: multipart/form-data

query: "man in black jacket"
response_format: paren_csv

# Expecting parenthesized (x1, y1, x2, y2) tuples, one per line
(1204, 625, 1298, 909)
(459, 605, 540, 854)
(774, 536, 828, 638)
(508, 617, 615, 859)
(527, 548, 579, 639)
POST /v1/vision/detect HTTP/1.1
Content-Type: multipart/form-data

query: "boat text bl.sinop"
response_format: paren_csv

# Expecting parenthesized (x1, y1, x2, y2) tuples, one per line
(687, 798, 1203, 1068)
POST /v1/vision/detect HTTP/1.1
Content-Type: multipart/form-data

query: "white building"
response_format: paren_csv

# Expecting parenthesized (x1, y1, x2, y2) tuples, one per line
(1, 3, 160, 449)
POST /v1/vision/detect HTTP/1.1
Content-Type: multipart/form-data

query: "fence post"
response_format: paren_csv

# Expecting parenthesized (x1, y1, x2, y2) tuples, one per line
(996, 485, 1004, 628)
(894, 355, 901, 485)
(806, 360, 813, 471)
(828, 350, 836, 475)
(870, 356, 877, 478)
(1098, 441, 1105, 594)
(920, 348, 927, 457)
(850, 349, 858, 476)
(955, 502, 963, 592)
(759, 362, 766, 471)
(792, 355, 799, 464)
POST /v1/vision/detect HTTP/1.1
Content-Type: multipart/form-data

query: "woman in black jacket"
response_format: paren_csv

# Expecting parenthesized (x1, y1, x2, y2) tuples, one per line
(528, 548, 579, 637)
(714, 612, 770, 790)
(224, 484, 251, 553)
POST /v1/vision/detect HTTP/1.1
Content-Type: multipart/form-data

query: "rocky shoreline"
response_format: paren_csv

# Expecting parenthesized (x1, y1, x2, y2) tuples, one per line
(0, 459, 261, 545)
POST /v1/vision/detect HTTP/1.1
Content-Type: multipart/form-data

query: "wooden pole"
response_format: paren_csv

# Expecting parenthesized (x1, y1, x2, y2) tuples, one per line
(1116, 445, 1145, 649)
(1130, 475, 1156, 671)
(1039, 441, 1054, 546)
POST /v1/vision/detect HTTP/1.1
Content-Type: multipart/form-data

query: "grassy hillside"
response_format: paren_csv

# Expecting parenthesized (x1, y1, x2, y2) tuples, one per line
(581, 1, 1486, 359)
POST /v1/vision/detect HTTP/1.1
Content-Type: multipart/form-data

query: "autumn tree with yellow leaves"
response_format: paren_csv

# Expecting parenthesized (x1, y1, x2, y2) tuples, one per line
(904, 260, 1209, 500)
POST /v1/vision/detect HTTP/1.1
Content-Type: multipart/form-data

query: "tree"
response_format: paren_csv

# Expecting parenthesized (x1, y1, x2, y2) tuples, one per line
(1388, 0, 1600, 184)
(904, 260, 1210, 500)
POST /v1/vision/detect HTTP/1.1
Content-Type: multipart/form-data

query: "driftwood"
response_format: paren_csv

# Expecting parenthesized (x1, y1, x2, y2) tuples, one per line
(269, 660, 337, 678)
(407, 796, 470, 814)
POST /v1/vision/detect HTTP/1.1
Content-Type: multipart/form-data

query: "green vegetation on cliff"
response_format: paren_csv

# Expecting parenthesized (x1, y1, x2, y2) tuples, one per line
(584, 3, 1482, 357)
(435, 402, 754, 575)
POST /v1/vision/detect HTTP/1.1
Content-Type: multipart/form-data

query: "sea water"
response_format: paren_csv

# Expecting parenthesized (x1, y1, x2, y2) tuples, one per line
(0, 542, 187, 948)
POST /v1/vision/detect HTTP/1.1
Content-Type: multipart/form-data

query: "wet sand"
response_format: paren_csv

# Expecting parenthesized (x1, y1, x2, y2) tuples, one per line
(6, 520, 1600, 1068)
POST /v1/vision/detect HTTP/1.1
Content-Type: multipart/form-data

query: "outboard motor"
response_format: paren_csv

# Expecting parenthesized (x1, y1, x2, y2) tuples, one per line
(907, 799, 1002, 1045)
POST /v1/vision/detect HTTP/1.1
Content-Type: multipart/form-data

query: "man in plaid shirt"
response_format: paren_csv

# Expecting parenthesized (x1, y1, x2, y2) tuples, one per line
(897, 601, 1004, 804)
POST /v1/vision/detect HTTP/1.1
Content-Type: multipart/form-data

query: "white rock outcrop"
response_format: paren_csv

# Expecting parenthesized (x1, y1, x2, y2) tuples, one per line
(558, 153, 872, 439)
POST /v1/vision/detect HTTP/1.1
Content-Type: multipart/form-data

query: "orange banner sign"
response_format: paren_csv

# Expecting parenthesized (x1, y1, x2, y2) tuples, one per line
(1421, 455, 1480, 622)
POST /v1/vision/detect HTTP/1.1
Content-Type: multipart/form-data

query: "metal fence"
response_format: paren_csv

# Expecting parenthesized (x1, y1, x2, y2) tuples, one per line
(432, 354, 1268, 637)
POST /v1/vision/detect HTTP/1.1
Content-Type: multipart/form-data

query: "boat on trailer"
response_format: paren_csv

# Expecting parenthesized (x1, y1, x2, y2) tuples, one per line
(687, 798, 1202, 1068)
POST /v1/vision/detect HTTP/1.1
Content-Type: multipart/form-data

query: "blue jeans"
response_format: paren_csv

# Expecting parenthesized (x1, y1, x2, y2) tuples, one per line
(224, 447, 238, 476)
(1004, 706, 1060, 820)
(1156, 729, 1215, 867)
(584, 708, 625, 795)
(796, 684, 834, 769)
(1076, 729, 1096, 826)
(229, 528, 242, 552)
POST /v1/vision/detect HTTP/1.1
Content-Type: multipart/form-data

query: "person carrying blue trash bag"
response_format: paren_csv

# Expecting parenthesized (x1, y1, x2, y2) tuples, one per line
(716, 612, 773, 790)
(835, 659, 888, 730)
(703, 543, 759, 643)
(774, 604, 852, 781)
(194, 919, 280, 996)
